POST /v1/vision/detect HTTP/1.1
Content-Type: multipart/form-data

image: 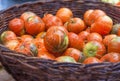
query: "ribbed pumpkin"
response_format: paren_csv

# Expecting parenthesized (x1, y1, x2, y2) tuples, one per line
(44, 26, 69, 56)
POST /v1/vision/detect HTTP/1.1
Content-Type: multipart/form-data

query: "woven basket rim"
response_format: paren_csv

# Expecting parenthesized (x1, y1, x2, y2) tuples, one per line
(0, 0, 120, 14)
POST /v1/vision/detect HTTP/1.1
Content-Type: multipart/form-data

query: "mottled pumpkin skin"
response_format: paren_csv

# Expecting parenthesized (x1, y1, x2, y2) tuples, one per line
(44, 26, 69, 56)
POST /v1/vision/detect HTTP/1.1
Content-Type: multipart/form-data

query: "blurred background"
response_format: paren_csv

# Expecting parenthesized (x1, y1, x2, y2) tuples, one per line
(0, 0, 37, 11)
(0, 0, 55, 11)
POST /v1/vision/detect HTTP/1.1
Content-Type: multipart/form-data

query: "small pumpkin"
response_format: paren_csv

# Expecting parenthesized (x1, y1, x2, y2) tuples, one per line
(44, 26, 69, 56)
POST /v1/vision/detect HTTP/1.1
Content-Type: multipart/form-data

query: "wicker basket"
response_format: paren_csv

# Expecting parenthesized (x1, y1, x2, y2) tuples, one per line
(0, 0, 120, 81)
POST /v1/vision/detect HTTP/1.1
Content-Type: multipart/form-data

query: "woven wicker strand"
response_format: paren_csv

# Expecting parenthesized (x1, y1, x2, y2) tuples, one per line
(0, 0, 120, 81)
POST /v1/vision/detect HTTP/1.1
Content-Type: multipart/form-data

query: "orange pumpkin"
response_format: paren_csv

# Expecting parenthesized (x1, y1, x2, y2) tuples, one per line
(44, 26, 69, 56)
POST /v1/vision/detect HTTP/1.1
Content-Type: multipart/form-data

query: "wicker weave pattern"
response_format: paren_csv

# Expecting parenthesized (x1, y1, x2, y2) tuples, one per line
(0, 0, 120, 81)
